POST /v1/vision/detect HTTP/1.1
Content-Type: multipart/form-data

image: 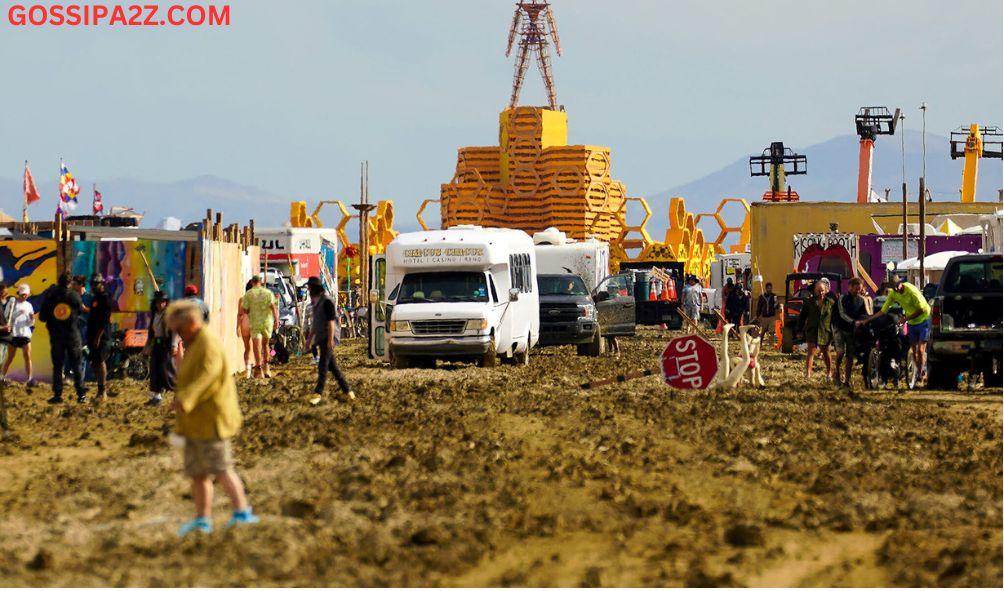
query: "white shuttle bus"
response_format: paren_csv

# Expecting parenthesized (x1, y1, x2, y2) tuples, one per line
(370, 226, 539, 368)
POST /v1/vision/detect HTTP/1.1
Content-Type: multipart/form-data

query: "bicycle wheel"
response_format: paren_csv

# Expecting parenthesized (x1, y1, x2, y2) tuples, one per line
(864, 347, 885, 390)
(281, 325, 304, 357)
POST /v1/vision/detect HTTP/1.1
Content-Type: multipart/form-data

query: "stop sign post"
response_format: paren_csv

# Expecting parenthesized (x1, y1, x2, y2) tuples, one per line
(661, 334, 718, 390)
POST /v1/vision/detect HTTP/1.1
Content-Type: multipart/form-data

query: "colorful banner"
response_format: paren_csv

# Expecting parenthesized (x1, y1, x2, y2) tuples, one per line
(70, 239, 189, 328)
(0, 240, 58, 382)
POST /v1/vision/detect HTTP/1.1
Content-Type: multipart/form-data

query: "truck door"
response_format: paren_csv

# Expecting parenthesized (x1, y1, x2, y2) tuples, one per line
(368, 254, 388, 360)
(593, 274, 636, 336)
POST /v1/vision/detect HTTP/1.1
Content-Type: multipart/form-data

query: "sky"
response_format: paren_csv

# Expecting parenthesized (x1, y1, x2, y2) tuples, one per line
(1, 0, 1001, 226)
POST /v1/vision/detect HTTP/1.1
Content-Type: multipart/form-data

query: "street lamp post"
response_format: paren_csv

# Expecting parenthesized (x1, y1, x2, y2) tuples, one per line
(918, 102, 927, 285)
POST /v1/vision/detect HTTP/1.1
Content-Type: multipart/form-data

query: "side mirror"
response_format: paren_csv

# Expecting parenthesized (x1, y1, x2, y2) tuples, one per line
(594, 290, 610, 303)
(368, 289, 379, 304)
(508, 288, 520, 302)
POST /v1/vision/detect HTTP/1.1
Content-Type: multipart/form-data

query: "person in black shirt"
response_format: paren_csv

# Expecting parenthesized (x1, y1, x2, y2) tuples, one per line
(832, 277, 871, 388)
(304, 276, 354, 404)
(725, 282, 749, 327)
(754, 282, 779, 345)
(146, 291, 177, 406)
(87, 274, 115, 400)
(38, 273, 87, 404)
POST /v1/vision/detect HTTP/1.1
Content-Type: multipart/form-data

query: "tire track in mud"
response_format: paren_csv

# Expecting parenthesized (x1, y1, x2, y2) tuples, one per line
(0, 327, 1000, 586)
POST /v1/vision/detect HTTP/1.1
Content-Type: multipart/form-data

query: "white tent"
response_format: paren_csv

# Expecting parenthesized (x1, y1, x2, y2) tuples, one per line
(896, 250, 970, 271)
(156, 216, 182, 231)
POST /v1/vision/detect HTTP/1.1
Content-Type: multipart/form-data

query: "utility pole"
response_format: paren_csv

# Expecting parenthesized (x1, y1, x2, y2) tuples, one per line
(352, 161, 376, 304)
(918, 102, 928, 286)
(900, 112, 908, 260)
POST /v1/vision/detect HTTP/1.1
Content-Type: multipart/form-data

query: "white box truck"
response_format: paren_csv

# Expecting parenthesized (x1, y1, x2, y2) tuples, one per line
(532, 227, 610, 291)
(370, 226, 539, 368)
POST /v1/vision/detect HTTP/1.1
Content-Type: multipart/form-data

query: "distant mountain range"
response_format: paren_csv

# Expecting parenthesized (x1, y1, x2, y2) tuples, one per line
(645, 130, 1003, 236)
(2, 131, 999, 236)
(0, 175, 289, 228)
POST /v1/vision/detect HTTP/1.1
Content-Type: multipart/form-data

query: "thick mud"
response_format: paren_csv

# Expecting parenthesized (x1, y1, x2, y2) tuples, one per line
(0, 327, 1000, 586)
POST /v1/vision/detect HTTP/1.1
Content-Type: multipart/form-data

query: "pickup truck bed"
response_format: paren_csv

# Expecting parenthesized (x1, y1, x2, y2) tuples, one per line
(929, 254, 1002, 389)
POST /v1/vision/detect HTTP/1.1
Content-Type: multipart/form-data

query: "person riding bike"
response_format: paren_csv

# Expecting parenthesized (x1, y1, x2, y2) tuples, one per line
(864, 275, 931, 385)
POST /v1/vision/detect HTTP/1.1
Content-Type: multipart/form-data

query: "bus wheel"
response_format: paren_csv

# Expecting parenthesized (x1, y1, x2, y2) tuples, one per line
(514, 336, 530, 366)
(479, 339, 498, 368)
(390, 351, 411, 369)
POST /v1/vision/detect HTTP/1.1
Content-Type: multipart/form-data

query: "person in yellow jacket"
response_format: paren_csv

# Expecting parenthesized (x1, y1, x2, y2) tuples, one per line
(166, 299, 258, 536)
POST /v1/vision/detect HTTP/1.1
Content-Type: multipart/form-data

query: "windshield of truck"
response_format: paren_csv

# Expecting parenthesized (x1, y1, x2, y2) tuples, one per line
(943, 260, 1003, 293)
(267, 281, 294, 308)
(538, 275, 588, 296)
(397, 272, 489, 304)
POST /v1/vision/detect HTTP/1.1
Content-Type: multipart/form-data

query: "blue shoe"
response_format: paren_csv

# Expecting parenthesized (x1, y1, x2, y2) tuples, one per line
(178, 516, 213, 536)
(225, 508, 260, 528)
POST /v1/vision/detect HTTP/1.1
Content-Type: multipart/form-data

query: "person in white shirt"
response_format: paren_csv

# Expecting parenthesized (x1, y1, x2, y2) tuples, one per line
(2, 284, 36, 386)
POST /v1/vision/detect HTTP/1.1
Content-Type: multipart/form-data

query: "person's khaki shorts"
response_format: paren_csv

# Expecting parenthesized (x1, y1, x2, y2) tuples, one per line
(183, 438, 234, 477)
(757, 315, 776, 337)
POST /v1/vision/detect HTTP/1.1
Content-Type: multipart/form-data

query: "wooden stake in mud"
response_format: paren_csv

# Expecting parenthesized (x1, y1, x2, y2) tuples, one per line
(0, 381, 10, 439)
(581, 368, 659, 390)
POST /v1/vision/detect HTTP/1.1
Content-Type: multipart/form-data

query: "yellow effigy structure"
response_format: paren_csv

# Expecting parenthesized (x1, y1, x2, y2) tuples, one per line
(434, 106, 751, 280)
(440, 106, 627, 243)
(288, 199, 398, 285)
(610, 196, 719, 280)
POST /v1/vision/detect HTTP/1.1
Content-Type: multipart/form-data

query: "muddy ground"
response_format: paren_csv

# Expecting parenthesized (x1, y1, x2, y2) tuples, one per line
(0, 327, 1000, 587)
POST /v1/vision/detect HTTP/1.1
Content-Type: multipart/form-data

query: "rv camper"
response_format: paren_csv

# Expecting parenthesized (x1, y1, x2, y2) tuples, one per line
(532, 227, 610, 291)
(371, 226, 539, 368)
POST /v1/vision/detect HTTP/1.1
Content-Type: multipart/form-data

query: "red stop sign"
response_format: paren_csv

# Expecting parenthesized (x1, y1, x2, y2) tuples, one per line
(661, 334, 718, 390)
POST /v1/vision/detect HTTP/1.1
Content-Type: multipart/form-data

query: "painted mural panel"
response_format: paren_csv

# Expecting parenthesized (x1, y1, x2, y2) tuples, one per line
(70, 240, 189, 329)
(0, 240, 58, 382)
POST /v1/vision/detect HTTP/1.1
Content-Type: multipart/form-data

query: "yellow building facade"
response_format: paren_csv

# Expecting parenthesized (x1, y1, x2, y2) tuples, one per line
(750, 201, 1000, 292)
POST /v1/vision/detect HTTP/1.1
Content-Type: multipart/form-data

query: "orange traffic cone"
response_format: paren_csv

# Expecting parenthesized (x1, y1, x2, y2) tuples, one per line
(667, 277, 678, 301)
(649, 280, 658, 301)
(774, 318, 783, 350)
(660, 281, 670, 301)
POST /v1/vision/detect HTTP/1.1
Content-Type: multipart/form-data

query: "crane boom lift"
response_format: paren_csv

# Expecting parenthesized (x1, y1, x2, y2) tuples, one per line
(950, 124, 1003, 202)
(750, 141, 807, 201)
(854, 106, 900, 203)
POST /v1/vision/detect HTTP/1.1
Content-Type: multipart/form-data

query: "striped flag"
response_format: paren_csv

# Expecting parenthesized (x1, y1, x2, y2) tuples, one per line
(93, 185, 104, 215)
(59, 160, 80, 215)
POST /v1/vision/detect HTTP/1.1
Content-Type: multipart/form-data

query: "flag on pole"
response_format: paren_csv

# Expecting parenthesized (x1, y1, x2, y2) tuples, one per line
(93, 185, 104, 216)
(23, 162, 41, 205)
(23, 161, 41, 223)
(59, 160, 80, 215)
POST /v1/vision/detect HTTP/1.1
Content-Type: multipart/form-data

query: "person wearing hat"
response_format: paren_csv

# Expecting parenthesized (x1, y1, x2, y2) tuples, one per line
(865, 275, 932, 384)
(1, 284, 37, 386)
(86, 274, 115, 400)
(184, 283, 211, 324)
(38, 272, 87, 403)
(146, 291, 178, 406)
(304, 276, 354, 403)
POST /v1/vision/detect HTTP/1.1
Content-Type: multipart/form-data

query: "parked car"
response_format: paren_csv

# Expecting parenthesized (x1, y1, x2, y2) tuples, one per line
(928, 254, 1002, 389)
(537, 274, 600, 354)
(536, 273, 635, 356)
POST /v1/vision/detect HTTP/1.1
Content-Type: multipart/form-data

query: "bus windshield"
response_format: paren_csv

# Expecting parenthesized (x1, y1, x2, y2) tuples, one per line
(397, 272, 490, 304)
